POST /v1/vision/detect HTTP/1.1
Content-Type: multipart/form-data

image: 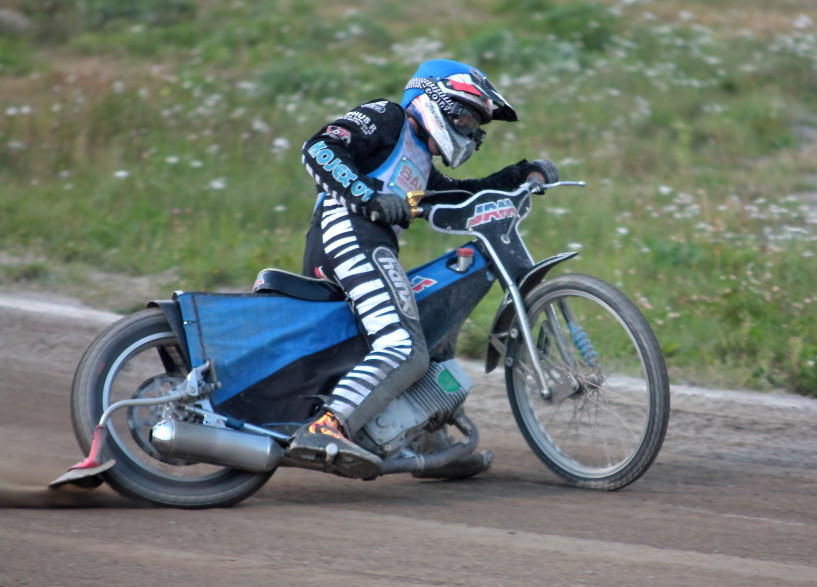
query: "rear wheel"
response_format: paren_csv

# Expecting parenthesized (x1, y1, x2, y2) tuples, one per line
(505, 274, 669, 490)
(71, 308, 274, 508)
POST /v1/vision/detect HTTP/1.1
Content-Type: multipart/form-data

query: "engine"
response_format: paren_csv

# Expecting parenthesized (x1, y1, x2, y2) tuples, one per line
(354, 359, 473, 458)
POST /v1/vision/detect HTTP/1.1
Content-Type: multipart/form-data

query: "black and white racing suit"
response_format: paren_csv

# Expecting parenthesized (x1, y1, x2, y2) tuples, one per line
(301, 99, 531, 437)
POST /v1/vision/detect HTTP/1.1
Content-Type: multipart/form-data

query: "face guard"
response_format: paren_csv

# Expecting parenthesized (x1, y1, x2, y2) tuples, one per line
(402, 60, 518, 168)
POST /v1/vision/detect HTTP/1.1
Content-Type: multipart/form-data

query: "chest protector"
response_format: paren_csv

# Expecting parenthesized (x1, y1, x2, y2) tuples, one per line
(367, 116, 432, 199)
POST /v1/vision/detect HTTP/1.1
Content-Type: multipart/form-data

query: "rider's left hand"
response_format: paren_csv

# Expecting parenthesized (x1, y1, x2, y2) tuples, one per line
(365, 192, 412, 228)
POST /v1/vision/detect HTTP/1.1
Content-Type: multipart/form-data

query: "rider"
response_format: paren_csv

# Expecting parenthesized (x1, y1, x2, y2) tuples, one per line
(291, 59, 559, 480)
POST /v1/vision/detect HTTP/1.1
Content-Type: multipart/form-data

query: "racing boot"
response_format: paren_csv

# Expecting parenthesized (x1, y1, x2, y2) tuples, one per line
(412, 428, 494, 480)
(289, 411, 382, 480)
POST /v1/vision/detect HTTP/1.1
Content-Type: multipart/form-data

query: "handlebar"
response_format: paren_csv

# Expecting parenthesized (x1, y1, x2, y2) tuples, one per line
(369, 180, 586, 223)
(413, 180, 586, 219)
(524, 179, 587, 194)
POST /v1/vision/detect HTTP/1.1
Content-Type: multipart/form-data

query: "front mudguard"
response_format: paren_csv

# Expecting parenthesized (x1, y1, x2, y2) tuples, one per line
(485, 252, 578, 373)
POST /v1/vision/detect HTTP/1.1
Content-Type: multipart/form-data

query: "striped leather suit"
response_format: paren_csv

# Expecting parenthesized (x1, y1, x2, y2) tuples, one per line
(302, 99, 530, 437)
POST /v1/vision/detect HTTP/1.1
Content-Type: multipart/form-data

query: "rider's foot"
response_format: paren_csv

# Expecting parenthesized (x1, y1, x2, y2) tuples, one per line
(413, 449, 494, 480)
(289, 411, 382, 480)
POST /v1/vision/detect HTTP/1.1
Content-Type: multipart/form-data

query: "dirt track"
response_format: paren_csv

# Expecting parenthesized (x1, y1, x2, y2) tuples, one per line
(2, 292, 817, 586)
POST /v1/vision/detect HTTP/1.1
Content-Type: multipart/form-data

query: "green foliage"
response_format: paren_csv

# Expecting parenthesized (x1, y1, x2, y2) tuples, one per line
(539, 2, 618, 52)
(258, 62, 348, 99)
(2, 0, 817, 394)
(0, 261, 49, 282)
(0, 37, 38, 74)
(493, 0, 618, 52)
(791, 341, 817, 397)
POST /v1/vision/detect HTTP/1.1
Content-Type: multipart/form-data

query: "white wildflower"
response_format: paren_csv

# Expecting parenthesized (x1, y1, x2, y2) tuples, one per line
(271, 137, 290, 153)
(546, 207, 571, 216)
(558, 157, 581, 166)
(252, 117, 271, 133)
(793, 14, 813, 30)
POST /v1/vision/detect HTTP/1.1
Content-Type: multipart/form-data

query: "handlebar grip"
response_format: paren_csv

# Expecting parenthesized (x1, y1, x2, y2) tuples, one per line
(526, 171, 546, 185)
(526, 172, 546, 193)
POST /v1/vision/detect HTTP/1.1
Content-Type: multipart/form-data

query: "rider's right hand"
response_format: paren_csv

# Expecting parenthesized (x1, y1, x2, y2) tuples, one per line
(365, 193, 412, 228)
(525, 159, 559, 186)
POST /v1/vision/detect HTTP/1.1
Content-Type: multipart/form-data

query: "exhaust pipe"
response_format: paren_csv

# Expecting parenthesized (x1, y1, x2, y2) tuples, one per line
(150, 420, 283, 473)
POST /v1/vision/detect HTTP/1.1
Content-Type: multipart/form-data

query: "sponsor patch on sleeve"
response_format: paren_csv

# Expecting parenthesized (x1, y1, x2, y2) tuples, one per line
(324, 125, 352, 144)
(361, 100, 388, 113)
(341, 111, 377, 135)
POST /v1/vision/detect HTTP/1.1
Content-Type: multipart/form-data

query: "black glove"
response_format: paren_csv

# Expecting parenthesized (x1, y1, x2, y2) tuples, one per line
(365, 192, 412, 228)
(525, 159, 559, 185)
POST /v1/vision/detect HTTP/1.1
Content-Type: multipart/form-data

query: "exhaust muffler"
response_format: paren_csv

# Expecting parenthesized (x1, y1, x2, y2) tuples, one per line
(150, 419, 282, 473)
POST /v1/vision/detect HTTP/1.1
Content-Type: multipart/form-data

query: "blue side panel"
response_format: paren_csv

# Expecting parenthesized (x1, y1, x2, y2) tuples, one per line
(178, 293, 359, 404)
(407, 244, 487, 303)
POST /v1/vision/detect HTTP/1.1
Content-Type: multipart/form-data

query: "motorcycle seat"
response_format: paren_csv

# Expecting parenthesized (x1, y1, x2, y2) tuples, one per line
(252, 268, 345, 302)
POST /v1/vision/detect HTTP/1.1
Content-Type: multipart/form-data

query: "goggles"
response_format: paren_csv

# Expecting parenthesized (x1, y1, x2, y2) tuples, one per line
(448, 105, 483, 138)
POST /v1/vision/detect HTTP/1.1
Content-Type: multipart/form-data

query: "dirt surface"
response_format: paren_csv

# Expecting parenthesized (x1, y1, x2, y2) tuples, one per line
(2, 292, 817, 586)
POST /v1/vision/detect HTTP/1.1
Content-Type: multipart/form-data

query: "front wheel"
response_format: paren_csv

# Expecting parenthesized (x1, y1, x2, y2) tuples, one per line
(71, 308, 274, 508)
(505, 274, 669, 490)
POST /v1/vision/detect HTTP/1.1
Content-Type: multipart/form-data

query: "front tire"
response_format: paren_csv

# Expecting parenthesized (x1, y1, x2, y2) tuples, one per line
(71, 308, 274, 508)
(505, 274, 669, 490)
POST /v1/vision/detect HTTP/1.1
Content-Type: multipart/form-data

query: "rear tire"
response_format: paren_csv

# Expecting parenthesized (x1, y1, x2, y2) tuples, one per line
(71, 308, 274, 508)
(505, 274, 669, 490)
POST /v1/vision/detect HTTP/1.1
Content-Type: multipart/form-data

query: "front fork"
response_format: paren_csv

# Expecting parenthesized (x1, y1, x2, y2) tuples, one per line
(505, 282, 553, 399)
(507, 290, 604, 404)
(485, 251, 578, 377)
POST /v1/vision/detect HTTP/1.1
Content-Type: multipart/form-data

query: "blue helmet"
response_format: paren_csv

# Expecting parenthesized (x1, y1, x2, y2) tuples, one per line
(402, 59, 518, 168)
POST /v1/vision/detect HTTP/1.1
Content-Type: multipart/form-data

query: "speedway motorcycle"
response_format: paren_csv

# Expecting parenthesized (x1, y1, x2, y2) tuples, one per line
(51, 179, 670, 508)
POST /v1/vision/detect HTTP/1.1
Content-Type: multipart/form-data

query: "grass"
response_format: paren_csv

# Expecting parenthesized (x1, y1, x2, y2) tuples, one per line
(1, 0, 817, 395)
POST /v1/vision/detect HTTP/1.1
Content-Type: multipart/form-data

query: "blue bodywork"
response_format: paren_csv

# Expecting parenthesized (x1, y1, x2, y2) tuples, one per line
(174, 244, 492, 423)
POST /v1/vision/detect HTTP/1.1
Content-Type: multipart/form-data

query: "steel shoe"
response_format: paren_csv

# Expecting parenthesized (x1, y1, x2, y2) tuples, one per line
(289, 412, 382, 480)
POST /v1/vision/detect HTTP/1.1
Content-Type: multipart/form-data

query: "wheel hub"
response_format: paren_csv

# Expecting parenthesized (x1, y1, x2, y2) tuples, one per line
(127, 373, 190, 466)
